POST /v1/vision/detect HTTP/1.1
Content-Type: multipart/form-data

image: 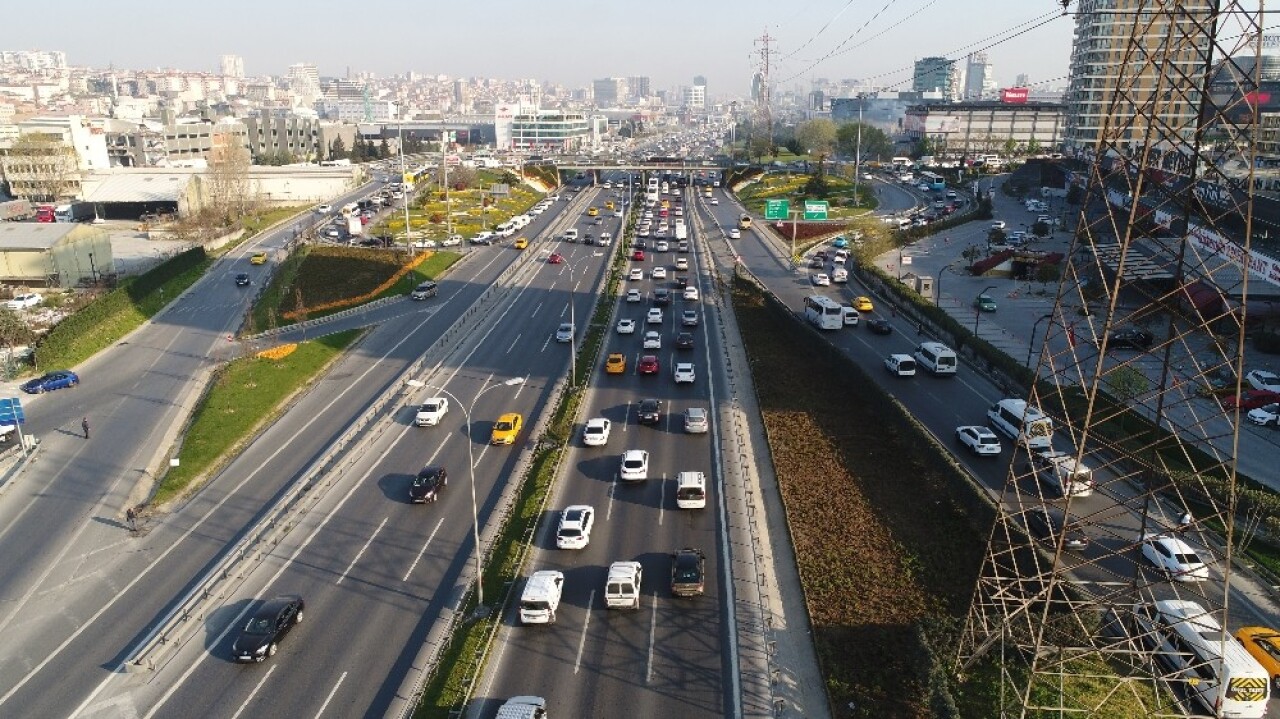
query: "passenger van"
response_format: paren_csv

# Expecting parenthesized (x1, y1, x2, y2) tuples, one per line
(913, 342, 958, 376)
(676, 471, 707, 509)
(1026, 449, 1094, 497)
(1130, 599, 1270, 718)
(604, 561, 643, 609)
(987, 399, 1054, 449)
(519, 570, 564, 624)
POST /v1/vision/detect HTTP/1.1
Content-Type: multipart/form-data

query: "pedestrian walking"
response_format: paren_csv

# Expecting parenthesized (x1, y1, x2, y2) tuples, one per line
(81, 416, 90, 439)
(126, 506, 137, 532)
(917, 322, 925, 336)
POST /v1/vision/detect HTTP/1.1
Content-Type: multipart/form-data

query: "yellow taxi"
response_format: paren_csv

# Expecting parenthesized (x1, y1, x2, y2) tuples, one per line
(605, 200, 615, 210)
(853, 296, 874, 312)
(490, 413, 523, 445)
(605, 353, 626, 374)
(1236, 626, 1280, 684)
(661, 199, 670, 209)
(587, 207, 599, 217)
(513, 237, 529, 249)
(250, 251, 268, 265)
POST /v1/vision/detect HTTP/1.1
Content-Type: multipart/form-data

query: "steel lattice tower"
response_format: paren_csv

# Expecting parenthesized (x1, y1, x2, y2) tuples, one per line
(959, 1, 1270, 716)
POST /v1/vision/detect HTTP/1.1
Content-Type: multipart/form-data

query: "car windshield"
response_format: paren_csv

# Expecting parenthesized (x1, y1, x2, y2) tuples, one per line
(244, 617, 273, 635)
(495, 421, 513, 431)
(559, 528, 581, 538)
(624, 460, 643, 469)
(1176, 552, 1202, 566)
(423, 403, 440, 412)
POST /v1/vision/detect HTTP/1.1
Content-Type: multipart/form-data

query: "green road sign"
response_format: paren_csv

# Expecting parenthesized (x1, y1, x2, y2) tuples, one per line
(765, 199, 790, 220)
(803, 200, 829, 220)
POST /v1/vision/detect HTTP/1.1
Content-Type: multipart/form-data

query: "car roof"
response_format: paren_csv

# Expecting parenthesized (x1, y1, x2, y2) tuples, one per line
(623, 449, 647, 459)
(586, 417, 609, 427)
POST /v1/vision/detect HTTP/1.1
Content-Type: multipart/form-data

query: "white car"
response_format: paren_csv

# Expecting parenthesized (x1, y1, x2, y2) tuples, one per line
(681, 309, 699, 327)
(627, 289, 642, 303)
(617, 318, 637, 334)
(1140, 533, 1209, 582)
(728, 228, 741, 239)
(1247, 402, 1280, 427)
(629, 268, 644, 281)
(643, 331, 662, 349)
(710, 198, 719, 205)
(684, 407, 709, 433)
(415, 397, 450, 426)
(441, 235, 463, 247)
(652, 267, 668, 280)
(683, 286, 699, 301)
(1246, 369, 1280, 393)
(620, 449, 649, 481)
(674, 362, 696, 384)
(583, 418, 612, 446)
(656, 241, 669, 252)
(991, 221, 1006, 230)
(556, 505, 595, 549)
(647, 308, 663, 324)
(812, 274, 830, 286)
(555, 323, 574, 343)
(955, 426, 1002, 456)
(5, 293, 42, 310)
(316, 204, 332, 214)
(675, 258, 689, 271)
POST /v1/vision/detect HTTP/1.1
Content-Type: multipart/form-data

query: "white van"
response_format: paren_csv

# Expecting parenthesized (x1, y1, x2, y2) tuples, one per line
(987, 399, 1054, 449)
(884, 354, 917, 376)
(913, 342, 957, 376)
(676, 471, 707, 509)
(519, 570, 564, 624)
(1129, 600, 1270, 718)
(496, 696, 547, 719)
(604, 561, 643, 609)
(1026, 449, 1094, 497)
(832, 268, 849, 283)
(842, 307, 860, 327)
(562, 228, 579, 242)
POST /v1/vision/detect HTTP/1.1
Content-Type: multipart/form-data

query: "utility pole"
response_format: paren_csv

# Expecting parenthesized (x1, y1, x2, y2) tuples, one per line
(754, 28, 776, 157)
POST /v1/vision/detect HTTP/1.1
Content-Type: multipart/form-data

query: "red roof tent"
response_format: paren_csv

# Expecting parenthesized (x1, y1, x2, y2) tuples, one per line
(969, 250, 1015, 276)
(1182, 281, 1229, 321)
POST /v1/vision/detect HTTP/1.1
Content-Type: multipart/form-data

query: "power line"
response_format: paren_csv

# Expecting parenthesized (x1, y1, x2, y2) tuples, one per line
(782, 0, 862, 61)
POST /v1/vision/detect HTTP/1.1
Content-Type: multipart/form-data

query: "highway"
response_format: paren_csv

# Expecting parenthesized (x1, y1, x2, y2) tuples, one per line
(474, 186, 730, 718)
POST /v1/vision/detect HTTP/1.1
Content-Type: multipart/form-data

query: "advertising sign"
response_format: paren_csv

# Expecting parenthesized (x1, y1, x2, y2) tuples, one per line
(1001, 87, 1029, 104)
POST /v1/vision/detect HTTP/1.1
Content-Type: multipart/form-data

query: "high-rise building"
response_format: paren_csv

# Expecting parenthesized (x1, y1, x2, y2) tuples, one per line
(912, 57, 953, 94)
(1063, 0, 1213, 153)
(628, 76, 651, 99)
(592, 78, 624, 107)
(220, 54, 244, 78)
(1015, 73, 1029, 87)
(286, 63, 321, 108)
(684, 76, 707, 110)
(964, 53, 995, 100)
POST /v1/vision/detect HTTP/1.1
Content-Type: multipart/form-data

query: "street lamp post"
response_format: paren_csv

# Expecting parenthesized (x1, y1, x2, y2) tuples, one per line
(404, 376, 525, 609)
(1027, 313, 1054, 368)
(936, 263, 958, 306)
(973, 285, 996, 335)
(560, 258, 579, 387)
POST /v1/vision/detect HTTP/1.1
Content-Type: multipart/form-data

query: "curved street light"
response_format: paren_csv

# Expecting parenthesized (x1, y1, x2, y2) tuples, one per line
(405, 375, 525, 608)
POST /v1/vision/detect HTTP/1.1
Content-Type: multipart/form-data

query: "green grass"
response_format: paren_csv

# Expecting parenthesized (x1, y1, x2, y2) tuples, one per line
(150, 329, 360, 506)
(380, 251, 462, 300)
(238, 205, 309, 244)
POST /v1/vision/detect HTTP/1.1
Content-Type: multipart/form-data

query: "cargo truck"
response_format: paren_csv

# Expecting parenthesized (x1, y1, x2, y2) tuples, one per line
(35, 204, 56, 222)
(54, 202, 95, 223)
(0, 199, 33, 221)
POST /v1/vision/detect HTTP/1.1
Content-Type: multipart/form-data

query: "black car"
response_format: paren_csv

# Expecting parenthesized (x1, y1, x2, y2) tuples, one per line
(234, 273, 251, 286)
(653, 289, 671, 306)
(638, 398, 662, 425)
(1106, 328, 1153, 351)
(231, 595, 305, 662)
(808, 257, 825, 269)
(410, 466, 448, 503)
(675, 331, 695, 349)
(866, 318, 893, 335)
(675, 276, 688, 289)
(1024, 507, 1089, 551)
(634, 239, 647, 250)
(671, 548, 706, 597)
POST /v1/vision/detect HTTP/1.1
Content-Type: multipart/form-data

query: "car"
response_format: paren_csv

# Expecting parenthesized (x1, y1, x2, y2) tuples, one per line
(1236, 626, 1280, 690)
(555, 505, 595, 549)
(583, 418, 612, 446)
(490, 413, 524, 445)
(231, 595, 305, 662)
(637, 398, 662, 424)
(441, 235, 463, 247)
(670, 548, 706, 597)
(583, 233, 595, 245)
(885, 353, 917, 376)
(683, 286, 699, 301)
(626, 289, 642, 303)
(831, 237, 849, 249)
(1024, 507, 1089, 551)
(673, 362, 696, 384)
(513, 237, 529, 249)
(1140, 533, 1209, 581)
(5, 292, 42, 310)
(681, 309, 699, 327)
(853, 296, 874, 312)
(628, 268, 644, 282)
(409, 466, 448, 503)
(548, 253, 564, 264)
(809, 256, 825, 270)
(415, 397, 450, 426)
(812, 273, 831, 286)
(606, 353, 627, 374)
(638, 354, 660, 375)
(632, 249, 645, 261)
(316, 204, 332, 214)
(1247, 369, 1280, 393)
(710, 197, 719, 205)
(323, 228, 342, 240)
(1247, 402, 1280, 427)
(250, 252, 268, 265)
(617, 318, 636, 334)
(1106, 328, 1153, 351)
(587, 207, 599, 216)
(973, 294, 998, 312)
(956, 425, 1002, 456)
(652, 267, 668, 280)
(728, 228, 741, 239)
(991, 221, 1006, 230)
(1222, 389, 1280, 411)
(684, 407, 709, 433)
(613, 209, 623, 217)
(643, 331, 662, 350)
(656, 240, 670, 252)
(410, 281, 439, 300)
(675, 331, 695, 349)
(21, 370, 79, 394)
(555, 323, 574, 343)
(234, 273, 250, 287)
(620, 449, 650, 481)
(675, 257, 689, 271)
(653, 288, 671, 306)
(647, 308, 663, 324)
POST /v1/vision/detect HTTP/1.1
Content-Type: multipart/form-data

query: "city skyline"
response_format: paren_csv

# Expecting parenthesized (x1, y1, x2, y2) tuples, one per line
(7, 0, 1074, 94)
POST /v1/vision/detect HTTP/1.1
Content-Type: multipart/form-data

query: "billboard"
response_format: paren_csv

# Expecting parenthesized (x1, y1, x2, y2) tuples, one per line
(1001, 87, 1029, 104)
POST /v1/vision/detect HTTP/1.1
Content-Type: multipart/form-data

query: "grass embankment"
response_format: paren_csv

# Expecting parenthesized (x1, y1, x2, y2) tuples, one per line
(151, 329, 360, 506)
(736, 170, 877, 220)
(376, 169, 544, 242)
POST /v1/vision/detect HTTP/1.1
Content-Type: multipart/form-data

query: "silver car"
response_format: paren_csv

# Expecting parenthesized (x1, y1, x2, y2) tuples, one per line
(684, 407, 709, 434)
(555, 323, 574, 343)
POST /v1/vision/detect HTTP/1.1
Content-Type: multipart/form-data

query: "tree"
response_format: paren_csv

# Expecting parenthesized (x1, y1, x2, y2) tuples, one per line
(205, 130, 254, 226)
(1026, 138, 1042, 156)
(749, 136, 771, 163)
(329, 136, 347, 161)
(1003, 136, 1018, 157)
(795, 119, 838, 174)
(1035, 261, 1061, 290)
(783, 137, 804, 156)
(1105, 365, 1150, 410)
(379, 137, 391, 159)
(1032, 220, 1050, 237)
(836, 122, 892, 162)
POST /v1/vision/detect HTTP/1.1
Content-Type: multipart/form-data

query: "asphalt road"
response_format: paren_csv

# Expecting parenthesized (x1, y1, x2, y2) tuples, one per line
(475, 187, 730, 719)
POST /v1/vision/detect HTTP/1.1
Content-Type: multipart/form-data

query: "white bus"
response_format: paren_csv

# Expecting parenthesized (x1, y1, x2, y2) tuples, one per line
(803, 295, 844, 330)
(340, 202, 360, 217)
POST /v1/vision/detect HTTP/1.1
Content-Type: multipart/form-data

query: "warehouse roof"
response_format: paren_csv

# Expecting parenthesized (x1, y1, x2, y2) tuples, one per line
(0, 222, 78, 250)
(83, 172, 191, 203)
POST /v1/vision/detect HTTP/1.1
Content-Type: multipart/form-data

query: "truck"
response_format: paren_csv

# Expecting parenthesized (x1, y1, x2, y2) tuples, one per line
(347, 215, 363, 237)
(674, 224, 688, 241)
(0, 200, 33, 222)
(35, 204, 57, 223)
(54, 202, 95, 223)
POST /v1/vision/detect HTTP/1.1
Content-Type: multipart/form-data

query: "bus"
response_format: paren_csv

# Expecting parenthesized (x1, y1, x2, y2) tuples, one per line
(340, 202, 360, 217)
(803, 295, 844, 330)
(738, 214, 752, 230)
(919, 172, 946, 192)
(891, 156, 913, 170)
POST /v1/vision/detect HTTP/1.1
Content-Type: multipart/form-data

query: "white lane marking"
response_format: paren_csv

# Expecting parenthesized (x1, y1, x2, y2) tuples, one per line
(336, 516, 388, 586)
(402, 517, 445, 582)
(229, 663, 276, 719)
(607, 478, 617, 521)
(646, 590, 659, 683)
(573, 590, 595, 674)
(507, 334, 522, 353)
(530, 301, 542, 317)
(541, 335, 552, 352)
(659, 474, 666, 525)
(313, 671, 347, 719)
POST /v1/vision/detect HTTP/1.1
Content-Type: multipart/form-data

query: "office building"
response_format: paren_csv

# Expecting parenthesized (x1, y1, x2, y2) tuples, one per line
(913, 57, 953, 95)
(592, 78, 624, 108)
(220, 54, 244, 78)
(964, 53, 995, 100)
(287, 63, 321, 108)
(904, 101, 1065, 156)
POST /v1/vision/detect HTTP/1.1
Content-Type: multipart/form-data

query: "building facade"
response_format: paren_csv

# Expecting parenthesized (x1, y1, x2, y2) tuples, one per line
(913, 57, 953, 95)
(904, 101, 1065, 156)
(509, 111, 591, 152)
(592, 78, 624, 108)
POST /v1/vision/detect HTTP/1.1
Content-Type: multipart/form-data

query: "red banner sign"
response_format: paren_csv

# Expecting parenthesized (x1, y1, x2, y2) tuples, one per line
(1001, 87, 1029, 104)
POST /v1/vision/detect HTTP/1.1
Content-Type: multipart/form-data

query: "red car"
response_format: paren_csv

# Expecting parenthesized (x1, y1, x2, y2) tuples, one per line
(548, 253, 564, 264)
(632, 249, 645, 261)
(1222, 389, 1280, 411)
(638, 354, 660, 375)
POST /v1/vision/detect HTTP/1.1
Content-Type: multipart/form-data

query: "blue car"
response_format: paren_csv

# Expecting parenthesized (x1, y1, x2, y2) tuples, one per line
(21, 370, 79, 394)
(831, 237, 849, 249)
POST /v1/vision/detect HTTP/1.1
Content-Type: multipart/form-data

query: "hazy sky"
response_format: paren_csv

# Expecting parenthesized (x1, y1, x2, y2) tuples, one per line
(9, 0, 1075, 95)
